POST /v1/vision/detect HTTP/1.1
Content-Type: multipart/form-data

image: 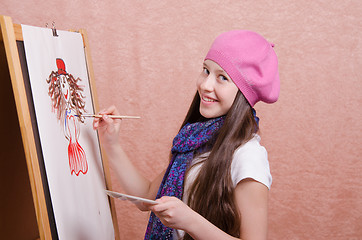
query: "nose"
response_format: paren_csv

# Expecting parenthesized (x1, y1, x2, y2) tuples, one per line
(199, 74, 215, 92)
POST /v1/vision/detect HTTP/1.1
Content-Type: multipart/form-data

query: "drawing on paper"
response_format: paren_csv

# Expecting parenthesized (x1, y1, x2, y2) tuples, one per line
(46, 58, 88, 176)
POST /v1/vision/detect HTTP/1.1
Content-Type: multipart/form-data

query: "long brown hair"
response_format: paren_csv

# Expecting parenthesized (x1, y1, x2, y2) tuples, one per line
(181, 91, 258, 239)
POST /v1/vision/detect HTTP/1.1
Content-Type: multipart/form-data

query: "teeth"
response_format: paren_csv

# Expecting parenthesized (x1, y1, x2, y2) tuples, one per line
(203, 96, 216, 102)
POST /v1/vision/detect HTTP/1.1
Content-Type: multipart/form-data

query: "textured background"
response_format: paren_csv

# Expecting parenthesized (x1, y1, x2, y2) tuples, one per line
(1, 0, 361, 239)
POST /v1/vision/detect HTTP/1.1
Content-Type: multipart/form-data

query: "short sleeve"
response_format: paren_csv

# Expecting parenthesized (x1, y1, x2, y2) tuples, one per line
(231, 135, 272, 189)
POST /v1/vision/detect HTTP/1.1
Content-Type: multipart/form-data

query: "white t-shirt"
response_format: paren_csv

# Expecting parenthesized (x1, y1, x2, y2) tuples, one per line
(174, 134, 272, 239)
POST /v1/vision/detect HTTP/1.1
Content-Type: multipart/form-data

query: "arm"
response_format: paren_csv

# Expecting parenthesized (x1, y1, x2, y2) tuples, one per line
(150, 179, 269, 240)
(234, 179, 269, 240)
(93, 105, 165, 210)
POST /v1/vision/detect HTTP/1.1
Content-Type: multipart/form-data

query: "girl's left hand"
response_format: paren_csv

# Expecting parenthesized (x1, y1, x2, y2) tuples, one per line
(149, 196, 196, 231)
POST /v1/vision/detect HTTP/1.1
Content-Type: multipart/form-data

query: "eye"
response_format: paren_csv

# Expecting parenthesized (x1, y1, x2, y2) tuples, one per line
(218, 75, 228, 81)
(202, 67, 210, 75)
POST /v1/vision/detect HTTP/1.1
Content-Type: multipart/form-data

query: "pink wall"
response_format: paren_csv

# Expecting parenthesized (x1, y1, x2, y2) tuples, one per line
(2, 0, 361, 239)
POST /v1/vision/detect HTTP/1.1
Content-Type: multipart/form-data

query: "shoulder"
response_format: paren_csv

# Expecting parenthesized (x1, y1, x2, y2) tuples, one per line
(231, 134, 272, 189)
(233, 134, 267, 161)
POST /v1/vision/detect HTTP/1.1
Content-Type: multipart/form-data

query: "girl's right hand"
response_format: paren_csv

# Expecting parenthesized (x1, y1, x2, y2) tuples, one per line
(93, 105, 122, 148)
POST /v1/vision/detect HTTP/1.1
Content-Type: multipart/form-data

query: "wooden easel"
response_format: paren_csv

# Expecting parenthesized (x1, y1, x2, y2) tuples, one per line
(0, 15, 119, 239)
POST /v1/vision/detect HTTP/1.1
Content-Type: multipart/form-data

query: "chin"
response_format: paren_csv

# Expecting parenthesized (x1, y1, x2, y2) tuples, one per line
(200, 109, 222, 119)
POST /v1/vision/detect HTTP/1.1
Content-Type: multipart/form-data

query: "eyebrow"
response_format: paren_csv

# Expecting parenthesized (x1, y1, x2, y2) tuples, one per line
(203, 62, 227, 75)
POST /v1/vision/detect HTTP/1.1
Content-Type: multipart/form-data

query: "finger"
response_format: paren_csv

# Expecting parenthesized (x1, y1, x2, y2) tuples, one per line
(151, 198, 174, 212)
(102, 114, 114, 125)
(103, 105, 120, 116)
(141, 202, 157, 211)
(93, 107, 108, 129)
(150, 201, 164, 212)
(151, 206, 168, 216)
(93, 119, 99, 130)
(93, 115, 108, 130)
(99, 106, 122, 125)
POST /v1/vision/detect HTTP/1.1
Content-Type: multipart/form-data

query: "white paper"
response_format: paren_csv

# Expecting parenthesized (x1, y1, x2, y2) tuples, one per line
(22, 24, 114, 240)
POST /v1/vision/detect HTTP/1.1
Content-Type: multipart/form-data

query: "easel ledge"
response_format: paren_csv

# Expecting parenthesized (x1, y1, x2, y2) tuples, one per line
(0, 15, 119, 240)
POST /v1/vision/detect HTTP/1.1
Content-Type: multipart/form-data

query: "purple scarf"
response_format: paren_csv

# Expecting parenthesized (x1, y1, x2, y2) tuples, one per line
(144, 117, 225, 240)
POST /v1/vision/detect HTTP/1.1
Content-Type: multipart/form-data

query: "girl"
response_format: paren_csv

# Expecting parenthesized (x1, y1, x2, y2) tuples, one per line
(47, 58, 88, 176)
(94, 30, 279, 239)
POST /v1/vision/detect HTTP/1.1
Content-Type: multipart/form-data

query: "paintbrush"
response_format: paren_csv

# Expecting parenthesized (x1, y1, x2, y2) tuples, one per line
(78, 114, 140, 119)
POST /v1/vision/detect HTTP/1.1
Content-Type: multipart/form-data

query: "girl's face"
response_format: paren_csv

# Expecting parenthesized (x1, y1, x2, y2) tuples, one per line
(59, 75, 70, 102)
(197, 60, 238, 118)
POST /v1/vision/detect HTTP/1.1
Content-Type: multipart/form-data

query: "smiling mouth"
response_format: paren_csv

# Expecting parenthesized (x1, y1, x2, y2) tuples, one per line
(202, 96, 217, 102)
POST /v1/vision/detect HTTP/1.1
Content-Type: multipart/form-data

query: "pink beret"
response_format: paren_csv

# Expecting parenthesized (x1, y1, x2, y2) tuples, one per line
(205, 30, 280, 106)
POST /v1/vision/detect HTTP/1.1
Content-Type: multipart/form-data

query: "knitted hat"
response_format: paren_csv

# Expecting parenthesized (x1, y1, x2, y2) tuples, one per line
(205, 30, 280, 106)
